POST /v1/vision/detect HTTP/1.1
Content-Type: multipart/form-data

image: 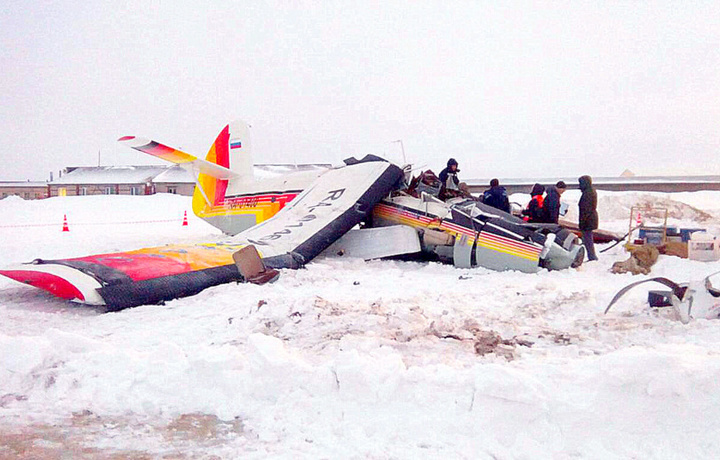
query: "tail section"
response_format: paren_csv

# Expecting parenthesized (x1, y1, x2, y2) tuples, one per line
(193, 121, 278, 235)
(227, 121, 253, 177)
(119, 121, 318, 235)
(193, 121, 252, 207)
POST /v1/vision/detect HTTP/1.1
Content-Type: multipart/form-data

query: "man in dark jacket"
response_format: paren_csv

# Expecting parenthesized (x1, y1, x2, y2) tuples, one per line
(578, 175, 599, 261)
(522, 183, 545, 223)
(540, 181, 567, 224)
(438, 158, 461, 200)
(482, 179, 511, 213)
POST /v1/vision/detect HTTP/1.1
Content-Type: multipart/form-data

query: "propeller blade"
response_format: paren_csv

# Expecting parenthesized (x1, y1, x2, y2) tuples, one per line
(605, 277, 687, 314)
(704, 270, 720, 297)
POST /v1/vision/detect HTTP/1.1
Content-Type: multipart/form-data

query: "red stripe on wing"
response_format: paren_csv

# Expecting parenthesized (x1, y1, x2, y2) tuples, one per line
(0, 270, 85, 301)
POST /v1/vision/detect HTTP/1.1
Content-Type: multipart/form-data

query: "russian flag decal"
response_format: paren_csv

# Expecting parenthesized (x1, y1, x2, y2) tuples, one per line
(230, 139, 242, 149)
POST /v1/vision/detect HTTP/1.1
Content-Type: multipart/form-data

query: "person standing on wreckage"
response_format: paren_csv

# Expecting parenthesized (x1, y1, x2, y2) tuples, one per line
(438, 158, 461, 199)
(438, 158, 476, 200)
(578, 175, 599, 261)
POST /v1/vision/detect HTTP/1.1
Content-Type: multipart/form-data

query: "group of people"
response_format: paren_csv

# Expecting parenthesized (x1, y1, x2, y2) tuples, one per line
(437, 158, 599, 262)
(522, 181, 567, 225)
(522, 178, 598, 261)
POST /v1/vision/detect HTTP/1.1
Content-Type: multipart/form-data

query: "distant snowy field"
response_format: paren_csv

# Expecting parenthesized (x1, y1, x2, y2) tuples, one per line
(2, 192, 720, 459)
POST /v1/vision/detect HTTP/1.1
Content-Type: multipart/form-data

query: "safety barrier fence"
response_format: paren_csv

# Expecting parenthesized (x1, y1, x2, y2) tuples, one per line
(0, 217, 187, 229)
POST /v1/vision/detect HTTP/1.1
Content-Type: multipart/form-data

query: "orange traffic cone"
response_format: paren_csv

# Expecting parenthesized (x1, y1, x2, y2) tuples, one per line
(182, 211, 188, 227)
(62, 214, 69, 232)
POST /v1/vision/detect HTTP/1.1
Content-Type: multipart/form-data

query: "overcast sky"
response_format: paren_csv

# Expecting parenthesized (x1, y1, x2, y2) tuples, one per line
(1, 1, 718, 181)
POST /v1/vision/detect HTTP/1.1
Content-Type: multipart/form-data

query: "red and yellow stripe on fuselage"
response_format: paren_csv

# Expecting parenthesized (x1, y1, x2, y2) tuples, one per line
(373, 203, 542, 262)
(190, 125, 292, 226)
(194, 191, 301, 224)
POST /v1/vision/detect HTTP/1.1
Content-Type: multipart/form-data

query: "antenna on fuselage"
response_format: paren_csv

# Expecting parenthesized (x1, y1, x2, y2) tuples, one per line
(390, 140, 406, 165)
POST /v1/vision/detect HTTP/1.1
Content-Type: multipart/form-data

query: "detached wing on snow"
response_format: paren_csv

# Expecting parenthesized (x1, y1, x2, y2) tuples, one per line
(0, 159, 403, 310)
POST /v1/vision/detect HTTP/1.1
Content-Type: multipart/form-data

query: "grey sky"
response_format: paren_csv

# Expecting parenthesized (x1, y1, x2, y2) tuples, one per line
(1, 1, 718, 181)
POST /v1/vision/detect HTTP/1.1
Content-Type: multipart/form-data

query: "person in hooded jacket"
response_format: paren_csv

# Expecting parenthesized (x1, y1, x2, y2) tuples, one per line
(438, 158, 460, 198)
(439, 158, 469, 200)
(578, 175, 599, 261)
(540, 181, 567, 224)
(482, 179, 511, 213)
(522, 183, 545, 223)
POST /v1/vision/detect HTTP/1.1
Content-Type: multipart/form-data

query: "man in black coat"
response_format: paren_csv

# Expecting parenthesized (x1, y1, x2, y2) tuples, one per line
(541, 181, 567, 224)
(439, 158, 459, 191)
(438, 158, 461, 200)
(578, 175, 599, 261)
(482, 178, 511, 213)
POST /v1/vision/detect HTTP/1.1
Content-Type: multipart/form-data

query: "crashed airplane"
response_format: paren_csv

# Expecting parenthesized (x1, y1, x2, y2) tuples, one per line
(0, 121, 585, 310)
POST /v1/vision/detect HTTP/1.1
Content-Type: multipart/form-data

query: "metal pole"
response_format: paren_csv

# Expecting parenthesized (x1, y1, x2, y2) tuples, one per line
(391, 140, 406, 164)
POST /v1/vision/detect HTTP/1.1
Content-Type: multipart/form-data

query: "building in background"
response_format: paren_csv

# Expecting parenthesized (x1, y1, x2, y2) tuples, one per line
(47, 165, 194, 197)
(45, 163, 332, 198)
(151, 166, 196, 195)
(0, 181, 49, 200)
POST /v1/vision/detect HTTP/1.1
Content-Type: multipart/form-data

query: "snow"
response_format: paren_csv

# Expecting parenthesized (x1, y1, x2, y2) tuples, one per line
(2, 192, 720, 458)
(0, 194, 220, 262)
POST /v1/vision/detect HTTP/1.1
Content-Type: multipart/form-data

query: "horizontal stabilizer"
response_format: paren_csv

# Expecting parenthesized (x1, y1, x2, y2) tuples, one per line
(118, 136, 238, 180)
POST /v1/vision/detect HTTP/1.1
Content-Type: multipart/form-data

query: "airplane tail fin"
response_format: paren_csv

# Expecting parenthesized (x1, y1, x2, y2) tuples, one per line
(119, 120, 274, 235)
(192, 121, 258, 232)
(116, 120, 253, 182)
(201, 121, 253, 177)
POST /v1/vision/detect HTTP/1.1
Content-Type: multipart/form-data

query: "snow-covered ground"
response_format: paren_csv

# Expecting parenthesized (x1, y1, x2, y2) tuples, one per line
(1, 192, 720, 459)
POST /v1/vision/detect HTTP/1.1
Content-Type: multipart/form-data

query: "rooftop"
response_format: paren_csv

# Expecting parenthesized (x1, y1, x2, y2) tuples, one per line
(0, 180, 49, 188)
(51, 166, 167, 185)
